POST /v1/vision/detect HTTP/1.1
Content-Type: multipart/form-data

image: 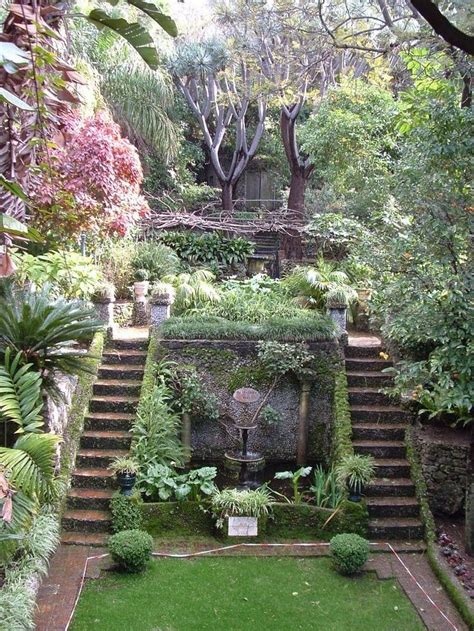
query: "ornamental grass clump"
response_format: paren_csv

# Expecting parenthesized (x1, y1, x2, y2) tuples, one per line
(211, 486, 274, 529)
(108, 529, 153, 573)
(330, 533, 370, 575)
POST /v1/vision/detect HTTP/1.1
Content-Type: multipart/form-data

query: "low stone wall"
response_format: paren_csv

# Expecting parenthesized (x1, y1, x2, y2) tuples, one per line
(413, 425, 471, 516)
(157, 339, 340, 464)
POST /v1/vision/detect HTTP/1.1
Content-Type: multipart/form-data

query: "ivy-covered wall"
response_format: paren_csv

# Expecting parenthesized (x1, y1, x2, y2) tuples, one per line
(157, 339, 340, 463)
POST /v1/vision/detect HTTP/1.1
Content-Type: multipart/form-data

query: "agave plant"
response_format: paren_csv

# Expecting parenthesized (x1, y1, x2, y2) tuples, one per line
(0, 348, 44, 434)
(162, 269, 221, 315)
(0, 287, 103, 392)
(283, 258, 357, 311)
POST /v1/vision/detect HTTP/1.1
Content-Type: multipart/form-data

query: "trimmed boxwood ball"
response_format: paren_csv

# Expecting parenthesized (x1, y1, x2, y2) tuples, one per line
(108, 529, 153, 573)
(110, 492, 143, 533)
(330, 533, 370, 575)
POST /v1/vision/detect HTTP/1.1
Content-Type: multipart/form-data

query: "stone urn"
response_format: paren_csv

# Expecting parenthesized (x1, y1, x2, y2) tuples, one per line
(133, 281, 149, 303)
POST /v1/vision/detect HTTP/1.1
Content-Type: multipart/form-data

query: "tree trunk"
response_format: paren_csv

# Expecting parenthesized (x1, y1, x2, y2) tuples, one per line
(288, 169, 306, 213)
(221, 181, 233, 212)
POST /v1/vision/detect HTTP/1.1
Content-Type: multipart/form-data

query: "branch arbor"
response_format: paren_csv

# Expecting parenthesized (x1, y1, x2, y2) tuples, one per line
(170, 40, 267, 211)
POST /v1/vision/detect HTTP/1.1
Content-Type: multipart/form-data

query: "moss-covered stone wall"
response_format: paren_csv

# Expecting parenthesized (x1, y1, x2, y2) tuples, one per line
(157, 339, 340, 464)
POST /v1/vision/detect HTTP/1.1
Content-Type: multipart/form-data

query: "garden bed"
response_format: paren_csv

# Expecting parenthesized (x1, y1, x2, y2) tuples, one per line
(140, 500, 369, 540)
(70, 557, 424, 631)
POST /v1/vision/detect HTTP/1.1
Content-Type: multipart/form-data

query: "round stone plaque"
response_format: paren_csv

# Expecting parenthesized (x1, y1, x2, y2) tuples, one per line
(232, 387, 260, 404)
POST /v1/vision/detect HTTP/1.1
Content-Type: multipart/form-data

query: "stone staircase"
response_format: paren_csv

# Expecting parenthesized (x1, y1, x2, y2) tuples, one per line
(345, 338, 423, 541)
(251, 231, 280, 276)
(61, 337, 147, 546)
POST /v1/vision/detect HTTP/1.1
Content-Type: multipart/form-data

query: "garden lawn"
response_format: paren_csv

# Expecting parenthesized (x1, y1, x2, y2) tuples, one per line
(71, 557, 424, 631)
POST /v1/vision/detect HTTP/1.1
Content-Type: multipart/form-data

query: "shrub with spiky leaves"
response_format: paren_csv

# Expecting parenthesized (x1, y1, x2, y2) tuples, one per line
(0, 287, 103, 394)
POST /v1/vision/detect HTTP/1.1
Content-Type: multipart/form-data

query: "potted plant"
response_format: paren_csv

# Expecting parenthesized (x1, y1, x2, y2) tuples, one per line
(335, 454, 375, 502)
(210, 486, 274, 537)
(108, 457, 139, 496)
(133, 269, 150, 301)
(91, 281, 116, 303)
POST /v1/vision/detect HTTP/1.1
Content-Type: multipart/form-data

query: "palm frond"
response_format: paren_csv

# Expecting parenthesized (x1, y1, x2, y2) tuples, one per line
(0, 433, 59, 502)
(0, 348, 43, 434)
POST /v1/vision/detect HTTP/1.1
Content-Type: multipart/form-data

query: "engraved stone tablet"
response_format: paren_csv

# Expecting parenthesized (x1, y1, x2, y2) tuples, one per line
(228, 516, 258, 537)
(232, 387, 260, 404)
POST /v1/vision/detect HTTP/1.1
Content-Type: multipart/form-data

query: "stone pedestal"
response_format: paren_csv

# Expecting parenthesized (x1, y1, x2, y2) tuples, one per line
(133, 281, 150, 326)
(149, 291, 174, 332)
(93, 300, 115, 337)
(328, 306, 348, 345)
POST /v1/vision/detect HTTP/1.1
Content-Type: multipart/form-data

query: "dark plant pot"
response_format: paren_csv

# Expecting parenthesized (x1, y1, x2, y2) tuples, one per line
(117, 472, 136, 496)
(347, 481, 363, 502)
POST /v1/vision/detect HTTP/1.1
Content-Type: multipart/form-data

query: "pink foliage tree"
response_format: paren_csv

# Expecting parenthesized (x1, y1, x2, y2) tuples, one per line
(32, 110, 149, 240)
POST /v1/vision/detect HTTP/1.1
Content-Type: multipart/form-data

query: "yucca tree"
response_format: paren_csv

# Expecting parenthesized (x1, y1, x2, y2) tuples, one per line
(0, 287, 103, 392)
(0, 348, 44, 434)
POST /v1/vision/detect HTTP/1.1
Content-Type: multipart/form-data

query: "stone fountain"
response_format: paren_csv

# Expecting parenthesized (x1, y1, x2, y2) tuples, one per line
(224, 387, 265, 489)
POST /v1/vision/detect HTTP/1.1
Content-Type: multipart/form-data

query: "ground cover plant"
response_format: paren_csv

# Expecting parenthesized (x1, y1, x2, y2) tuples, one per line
(71, 557, 424, 631)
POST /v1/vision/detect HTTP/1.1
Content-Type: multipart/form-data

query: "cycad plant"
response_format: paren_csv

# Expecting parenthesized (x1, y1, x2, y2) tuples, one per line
(162, 269, 221, 315)
(0, 349, 44, 435)
(0, 287, 103, 392)
(283, 258, 357, 311)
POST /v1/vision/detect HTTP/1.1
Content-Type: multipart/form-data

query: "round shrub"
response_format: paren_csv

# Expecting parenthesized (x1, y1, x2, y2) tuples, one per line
(330, 533, 370, 575)
(108, 529, 153, 573)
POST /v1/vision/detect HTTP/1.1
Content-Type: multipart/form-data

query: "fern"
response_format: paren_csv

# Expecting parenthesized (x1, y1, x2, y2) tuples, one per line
(0, 348, 43, 434)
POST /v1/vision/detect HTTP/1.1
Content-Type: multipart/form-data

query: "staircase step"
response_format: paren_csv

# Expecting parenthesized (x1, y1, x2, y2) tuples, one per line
(72, 467, 116, 489)
(90, 395, 138, 413)
(366, 497, 419, 518)
(349, 388, 394, 407)
(81, 430, 131, 450)
(61, 532, 109, 547)
(93, 379, 141, 397)
(85, 411, 134, 431)
(350, 406, 410, 423)
(374, 459, 411, 477)
(351, 422, 406, 441)
(111, 338, 148, 351)
(345, 358, 392, 372)
(346, 372, 391, 388)
(368, 517, 423, 540)
(62, 509, 111, 533)
(77, 448, 129, 468)
(345, 345, 383, 359)
(366, 477, 416, 497)
(67, 488, 114, 510)
(353, 440, 406, 459)
(103, 349, 147, 365)
(99, 364, 145, 380)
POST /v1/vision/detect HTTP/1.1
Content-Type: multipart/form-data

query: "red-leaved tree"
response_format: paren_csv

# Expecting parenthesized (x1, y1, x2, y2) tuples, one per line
(31, 110, 149, 240)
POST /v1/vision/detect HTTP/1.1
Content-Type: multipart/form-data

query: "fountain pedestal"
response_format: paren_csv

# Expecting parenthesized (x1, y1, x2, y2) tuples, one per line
(224, 388, 265, 489)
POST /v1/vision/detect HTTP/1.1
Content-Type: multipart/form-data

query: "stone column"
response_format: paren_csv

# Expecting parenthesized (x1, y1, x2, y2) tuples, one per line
(466, 427, 474, 554)
(149, 290, 175, 333)
(93, 298, 115, 337)
(132, 281, 150, 326)
(328, 304, 348, 346)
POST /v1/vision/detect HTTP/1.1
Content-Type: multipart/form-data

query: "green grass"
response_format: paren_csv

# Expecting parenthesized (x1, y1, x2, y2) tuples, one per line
(71, 557, 424, 631)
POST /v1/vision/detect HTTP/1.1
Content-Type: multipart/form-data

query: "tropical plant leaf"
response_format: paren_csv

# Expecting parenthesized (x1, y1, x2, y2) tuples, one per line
(0, 433, 59, 502)
(86, 9, 159, 69)
(126, 0, 178, 37)
(0, 87, 34, 110)
(0, 180, 28, 203)
(0, 348, 44, 434)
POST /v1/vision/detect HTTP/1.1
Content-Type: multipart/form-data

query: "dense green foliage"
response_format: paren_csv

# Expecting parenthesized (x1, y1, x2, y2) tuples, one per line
(156, 231, 254, 271)
(330, 533, 370, 576)
(161, 314, 335, 342)
(108, 529, 153, 573)
(110, 493, 144, 533)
